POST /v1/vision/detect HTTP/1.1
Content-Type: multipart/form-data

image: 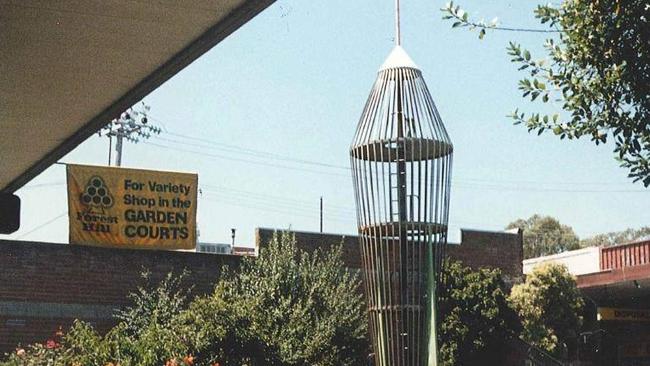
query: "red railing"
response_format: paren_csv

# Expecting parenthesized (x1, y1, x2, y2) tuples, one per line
(601, 240, 650, 270)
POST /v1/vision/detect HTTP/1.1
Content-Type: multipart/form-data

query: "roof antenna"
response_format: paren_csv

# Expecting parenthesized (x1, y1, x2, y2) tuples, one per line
(395, 0, 401, 46)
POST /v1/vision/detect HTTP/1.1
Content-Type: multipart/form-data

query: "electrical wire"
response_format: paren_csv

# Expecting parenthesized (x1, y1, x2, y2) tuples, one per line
(148, 137, 647, 193)
(20, 181, 66, 190)
(454, 182, 646, 193)
(149, 129, 647, 191)
(202, 197, 354, 224)
(142, 141, 351, 178)
(16, 211, 67, 239)
(200, 185, 356, 213)
(201, 191, 355, 222)
(155, 133, 350, 171)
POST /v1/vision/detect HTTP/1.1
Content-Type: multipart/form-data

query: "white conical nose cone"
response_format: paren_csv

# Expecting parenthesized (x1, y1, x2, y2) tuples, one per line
(379, 45, 419, 71)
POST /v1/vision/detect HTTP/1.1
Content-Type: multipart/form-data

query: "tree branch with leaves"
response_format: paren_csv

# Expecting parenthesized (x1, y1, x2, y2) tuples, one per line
(441, 0, 650, 186)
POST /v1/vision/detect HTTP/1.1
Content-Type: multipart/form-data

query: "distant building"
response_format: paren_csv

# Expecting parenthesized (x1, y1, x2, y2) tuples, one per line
(194, 242, 257, 257)
(255, 227, 524, 285)
(196, 242, 232, 255)
(526, 238, 650, 365)
(523, 246, 601, 276)
(233, 246, 257, 256)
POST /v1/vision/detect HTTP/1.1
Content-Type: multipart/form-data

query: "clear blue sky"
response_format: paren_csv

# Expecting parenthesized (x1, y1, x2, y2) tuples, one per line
(3, 0, 648, 247)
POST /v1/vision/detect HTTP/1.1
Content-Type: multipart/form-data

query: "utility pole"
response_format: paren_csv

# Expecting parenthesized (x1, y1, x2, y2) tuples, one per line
(99, 103, 161, 166)
(320, 196, 323, 233)
(115, 129, 124, 166)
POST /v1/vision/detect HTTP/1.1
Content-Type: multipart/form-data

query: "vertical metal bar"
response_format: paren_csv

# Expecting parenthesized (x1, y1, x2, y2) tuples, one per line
(107, 134, 112, 166)
(115, 132, 123, 167)
(320, 196, 323, 233)
(395, 0, 401, 46)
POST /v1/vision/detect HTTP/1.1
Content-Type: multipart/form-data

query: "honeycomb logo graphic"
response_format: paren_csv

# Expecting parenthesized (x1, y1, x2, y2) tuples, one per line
(81, 176, 114, 212)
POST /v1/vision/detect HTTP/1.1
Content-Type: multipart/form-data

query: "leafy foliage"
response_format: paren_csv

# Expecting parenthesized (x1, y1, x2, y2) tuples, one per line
(442, 0, 650, 186)
(3, 272, 195, 366)
(440, 1, 501, 39)
(438, 260, 520, 366)
(184, 231, 368, 366)
(580, 226, 650, 247)
(116, 270, 193, 338)
(509, 262, 584, 359)
(506, 214, 580, 258)
(2, 232, 367, 366)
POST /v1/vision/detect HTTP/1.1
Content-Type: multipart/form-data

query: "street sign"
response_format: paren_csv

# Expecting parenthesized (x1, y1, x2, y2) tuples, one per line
(67, 164, 197, 250)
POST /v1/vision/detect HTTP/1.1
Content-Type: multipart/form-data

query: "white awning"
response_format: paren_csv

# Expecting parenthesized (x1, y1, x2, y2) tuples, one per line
(0, 0, 274, 192)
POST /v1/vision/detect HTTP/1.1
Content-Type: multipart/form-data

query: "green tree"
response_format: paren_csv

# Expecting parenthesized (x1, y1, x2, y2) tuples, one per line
(2, 271, 195, 366)
(438, 260, 520, 366)
(581, 226, 650, 247)
(506, 214, 580, 258)
(442, 0, 650, 186)
(208, 231, 368, 366)
(509, 262, 584, 360)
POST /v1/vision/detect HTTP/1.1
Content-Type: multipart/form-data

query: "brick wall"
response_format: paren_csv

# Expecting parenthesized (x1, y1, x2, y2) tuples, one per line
(255, 227, 524, 283)
(448, 229, 524, 284)
(255, 228, 361, 268)
(1, 228, 524, 355)
(0, 239, 239, 353)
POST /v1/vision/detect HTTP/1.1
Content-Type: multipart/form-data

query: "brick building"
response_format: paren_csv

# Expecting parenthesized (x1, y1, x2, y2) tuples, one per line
(525, 239, 650, 366)
(0, 239, 240, 353)
(1, 227, 523, 354)
(255, 227, 524, 284)
(0, 0, 274, 351)
(254, 227, 553, 365)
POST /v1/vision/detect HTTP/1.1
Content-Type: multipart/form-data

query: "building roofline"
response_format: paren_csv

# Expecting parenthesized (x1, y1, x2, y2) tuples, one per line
(255, 227, 357, 237)
(524, 246, 600, 264)
(460, 227, 522, 236)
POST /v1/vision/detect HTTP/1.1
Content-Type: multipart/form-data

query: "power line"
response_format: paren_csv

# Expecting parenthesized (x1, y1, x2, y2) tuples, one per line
(201, 185, 356, 213)
(16, 212, 67, 239)
(454, 182, 646, 193)
(203, 195, 483, 230)
(20, 181, 66, 190)
(204, 194, 355, 221)
(143, 141, 351, 178)
(201, 191, 355, 222)
(202, 197, 355, 224)
(458, 177, 636, 186)
(156, 133, 350, 171)
(153, 129, 645, 189)
(200, 186, 503, 229)
(146, 118, 648, 189)
(149, 138, 647, 193)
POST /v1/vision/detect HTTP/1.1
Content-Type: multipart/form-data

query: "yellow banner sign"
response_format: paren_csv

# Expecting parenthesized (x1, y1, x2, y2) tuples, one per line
(67, 164, 197, 250)
(597, 307, 650, 322)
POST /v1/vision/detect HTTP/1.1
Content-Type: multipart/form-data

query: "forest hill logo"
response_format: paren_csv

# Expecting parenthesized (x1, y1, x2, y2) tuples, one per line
(76, 176, 118, 233)
(81, 176, 114, 213)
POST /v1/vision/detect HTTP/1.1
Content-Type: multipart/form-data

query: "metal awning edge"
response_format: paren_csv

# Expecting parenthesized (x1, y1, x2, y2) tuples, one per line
(2, 0, 275, 193)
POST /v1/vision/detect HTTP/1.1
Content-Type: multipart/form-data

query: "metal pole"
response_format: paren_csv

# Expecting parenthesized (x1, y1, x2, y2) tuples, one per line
(320, 196, 323, 233)
(108, 135, 112, 166)
(396, 76, 411, 365)
(115, 131, 123, 167)
(395, 0, 401, 46)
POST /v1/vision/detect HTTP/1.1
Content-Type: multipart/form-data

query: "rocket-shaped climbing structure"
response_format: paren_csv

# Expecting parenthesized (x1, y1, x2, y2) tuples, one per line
(350, 44, 453, 366)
